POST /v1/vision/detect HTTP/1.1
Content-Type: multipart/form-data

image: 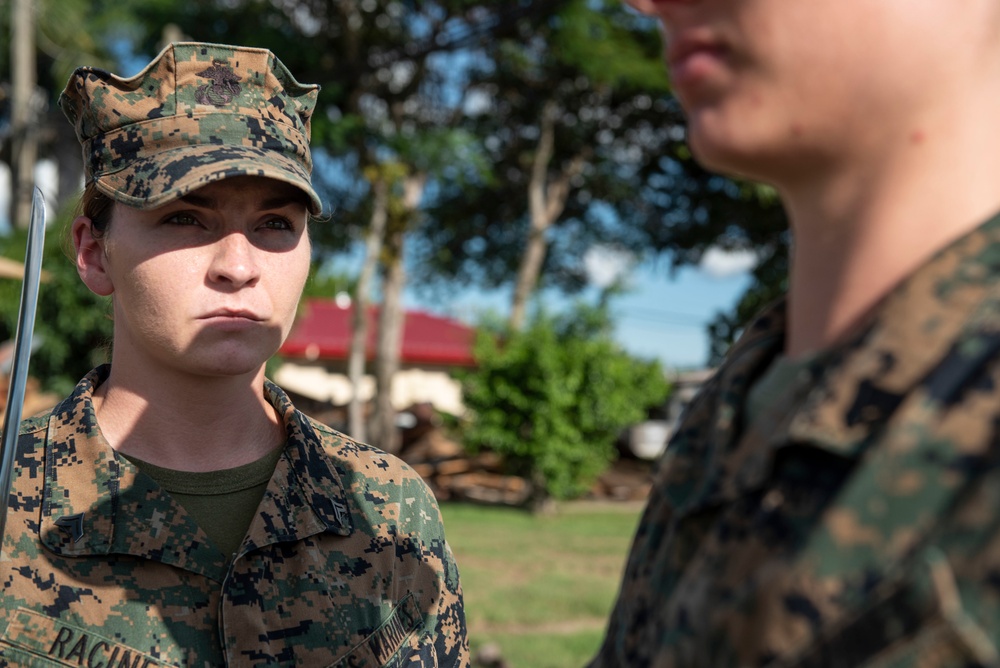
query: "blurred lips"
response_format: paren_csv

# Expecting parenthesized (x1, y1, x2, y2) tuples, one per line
(667, 34, 728, 90)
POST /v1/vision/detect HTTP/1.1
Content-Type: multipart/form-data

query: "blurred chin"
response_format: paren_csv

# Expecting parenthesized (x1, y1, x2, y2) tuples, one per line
(685, 116, 781, 184)
(687, 126, 751, 179)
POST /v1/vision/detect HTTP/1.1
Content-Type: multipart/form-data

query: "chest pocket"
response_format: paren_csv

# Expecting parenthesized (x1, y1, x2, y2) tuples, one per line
(331, 595, 424, 668)
(0, 607, 179, 668)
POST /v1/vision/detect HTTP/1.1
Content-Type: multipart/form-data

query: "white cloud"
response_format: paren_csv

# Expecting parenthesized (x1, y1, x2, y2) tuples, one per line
(584, 245, 634, 289)
(699, 246, 757, 279)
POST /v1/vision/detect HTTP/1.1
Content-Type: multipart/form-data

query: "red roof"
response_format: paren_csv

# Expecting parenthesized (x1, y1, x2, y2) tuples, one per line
(280, 299, 477, 367)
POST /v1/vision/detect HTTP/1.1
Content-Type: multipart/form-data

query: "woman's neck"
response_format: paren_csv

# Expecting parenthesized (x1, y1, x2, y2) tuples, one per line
(91, 360, 284, 472)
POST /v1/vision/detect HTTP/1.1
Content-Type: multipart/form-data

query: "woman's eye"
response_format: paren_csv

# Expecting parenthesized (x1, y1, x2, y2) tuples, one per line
(164, 213, 201, 226)
(261, 217, 294, 231)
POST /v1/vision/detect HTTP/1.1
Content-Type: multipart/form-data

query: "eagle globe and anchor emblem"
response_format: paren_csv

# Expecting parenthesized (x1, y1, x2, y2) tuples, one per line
(196, 60, 242, 107)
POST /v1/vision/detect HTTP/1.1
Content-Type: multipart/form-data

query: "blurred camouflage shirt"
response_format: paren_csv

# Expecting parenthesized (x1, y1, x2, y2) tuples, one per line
(591, 214, 1000, 667)
(0, 365, 469, 667)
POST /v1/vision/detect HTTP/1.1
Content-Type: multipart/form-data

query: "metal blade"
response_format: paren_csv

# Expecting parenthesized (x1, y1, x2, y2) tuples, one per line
(0, 187, 47, 548)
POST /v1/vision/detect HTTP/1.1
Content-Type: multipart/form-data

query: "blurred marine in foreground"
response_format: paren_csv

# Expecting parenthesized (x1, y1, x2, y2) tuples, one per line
(0, 42, 468, 666)
(593, 1, 1000, 666)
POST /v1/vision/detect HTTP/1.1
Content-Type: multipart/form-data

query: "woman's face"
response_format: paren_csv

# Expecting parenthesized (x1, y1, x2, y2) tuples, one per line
(75, 176, 312, 379)
(627, 0, 1000, 183)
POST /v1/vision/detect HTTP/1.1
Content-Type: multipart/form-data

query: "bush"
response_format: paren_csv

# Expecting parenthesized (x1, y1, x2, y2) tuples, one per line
(462, 304, 669, 501)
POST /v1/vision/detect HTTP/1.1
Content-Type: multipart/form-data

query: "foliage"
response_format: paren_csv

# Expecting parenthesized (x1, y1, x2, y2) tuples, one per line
(462, 304, 669, 500)
(0, 0, 129, 221)
(420, 0, 674, 295)
(0, 216, 113, 397)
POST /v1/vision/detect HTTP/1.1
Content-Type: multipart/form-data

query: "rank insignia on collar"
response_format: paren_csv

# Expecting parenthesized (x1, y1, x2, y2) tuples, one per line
(196, 60, 242, 107)
(55, 513, 86, 543)
(332, 500, 348, 526)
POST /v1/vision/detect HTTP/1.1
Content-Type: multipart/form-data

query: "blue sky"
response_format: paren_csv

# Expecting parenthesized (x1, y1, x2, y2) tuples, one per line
(403, 252, 754, 371)
(607, 262, 752, 369)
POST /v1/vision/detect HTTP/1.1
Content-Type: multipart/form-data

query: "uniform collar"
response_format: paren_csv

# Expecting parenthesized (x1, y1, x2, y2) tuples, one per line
(673, 213, 1000, 512)
(39, 366, 353, 581)
(789, 214, 1000, 452)
(240, 379, 354, 557)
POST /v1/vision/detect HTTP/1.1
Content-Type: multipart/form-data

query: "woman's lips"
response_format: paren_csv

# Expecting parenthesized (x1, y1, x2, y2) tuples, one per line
(201, 309, 263, 321)
(199, 309, 267, 331)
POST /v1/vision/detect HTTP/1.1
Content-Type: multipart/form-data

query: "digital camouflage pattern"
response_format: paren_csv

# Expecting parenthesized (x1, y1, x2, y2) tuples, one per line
(0, 366, 469, 666)
(58, 42, 323, 214)
(591, 212, 1000, 667)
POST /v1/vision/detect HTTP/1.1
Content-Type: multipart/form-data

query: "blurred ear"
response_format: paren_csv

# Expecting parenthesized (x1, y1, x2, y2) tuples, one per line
(623, 0, 660, 15)
(72, 215, 114, 297)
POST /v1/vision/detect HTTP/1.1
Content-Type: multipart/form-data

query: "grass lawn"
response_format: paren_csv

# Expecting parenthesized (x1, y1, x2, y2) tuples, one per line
(441, 501, 644, 668)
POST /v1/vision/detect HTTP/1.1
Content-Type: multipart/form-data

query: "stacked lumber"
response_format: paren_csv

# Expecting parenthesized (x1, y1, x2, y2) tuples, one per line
(587, 458, 653, 501)
(398, 403, 655, 506)
(399, 405, 532, 506)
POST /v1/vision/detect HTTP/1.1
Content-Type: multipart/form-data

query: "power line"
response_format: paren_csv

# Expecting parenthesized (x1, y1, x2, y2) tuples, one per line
(613, 305, 714, 328)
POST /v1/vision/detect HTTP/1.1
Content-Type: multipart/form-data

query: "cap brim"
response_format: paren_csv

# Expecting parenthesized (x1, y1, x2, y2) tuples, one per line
(94, 144, 323, 215)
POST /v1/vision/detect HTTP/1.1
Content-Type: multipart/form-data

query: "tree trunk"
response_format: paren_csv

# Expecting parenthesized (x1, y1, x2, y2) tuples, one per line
(347, 176, 389, 442)
(11, 0, 38, 229)
(509, 101, 585, 330)
(370, 174, 425, 454)
(371, 233, 405, 453)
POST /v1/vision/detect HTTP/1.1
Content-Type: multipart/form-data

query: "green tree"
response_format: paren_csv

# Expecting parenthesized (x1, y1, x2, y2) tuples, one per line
(421, 0, 672, 324)
(462, 304, 669, 503)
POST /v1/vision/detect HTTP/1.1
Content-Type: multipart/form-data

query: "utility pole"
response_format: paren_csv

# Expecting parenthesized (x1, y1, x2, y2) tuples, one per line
(11, 0, 38, 230)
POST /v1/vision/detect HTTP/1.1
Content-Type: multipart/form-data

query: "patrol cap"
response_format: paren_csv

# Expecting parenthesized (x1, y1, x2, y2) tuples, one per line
(58, 42, 323, 214)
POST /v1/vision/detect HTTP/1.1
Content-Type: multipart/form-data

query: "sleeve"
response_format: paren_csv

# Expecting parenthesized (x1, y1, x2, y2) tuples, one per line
(394, 466, 470, 667)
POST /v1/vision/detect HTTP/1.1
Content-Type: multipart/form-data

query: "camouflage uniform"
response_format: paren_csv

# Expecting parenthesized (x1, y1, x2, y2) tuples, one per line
(6, 42, 468, 666)
(591, 213, 1000, 667)
(0, 365, 468, 666)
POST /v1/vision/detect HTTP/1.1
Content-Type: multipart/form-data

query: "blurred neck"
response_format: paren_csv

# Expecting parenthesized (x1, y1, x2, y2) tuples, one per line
(778, 93, 1000, 358)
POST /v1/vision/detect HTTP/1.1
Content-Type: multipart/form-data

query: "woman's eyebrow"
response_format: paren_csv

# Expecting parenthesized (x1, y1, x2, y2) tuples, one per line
(259, 195, 308, 210)
(177, 193, 216, 208)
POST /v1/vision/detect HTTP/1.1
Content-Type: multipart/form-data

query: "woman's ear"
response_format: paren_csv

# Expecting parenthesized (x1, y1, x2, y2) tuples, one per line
(72, 215, 114, 297)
